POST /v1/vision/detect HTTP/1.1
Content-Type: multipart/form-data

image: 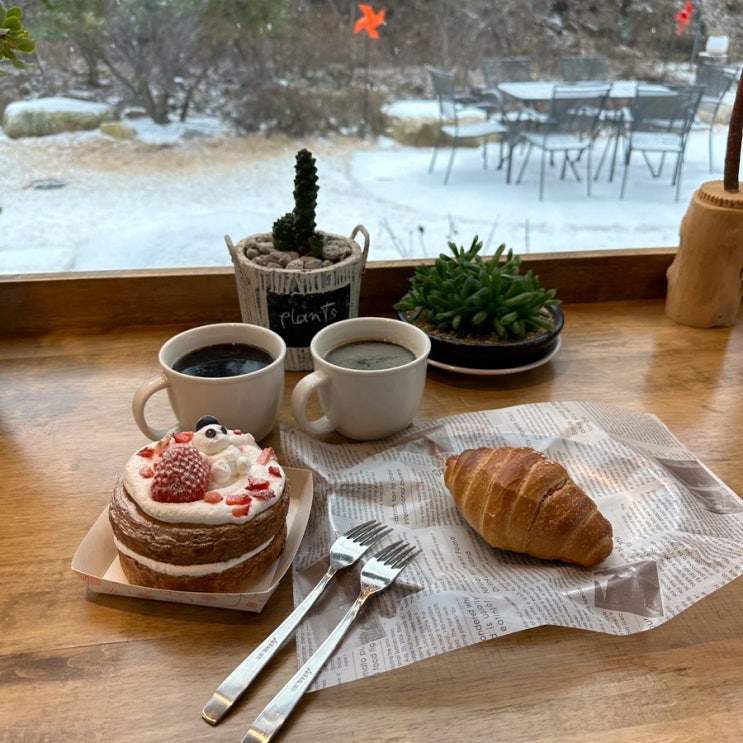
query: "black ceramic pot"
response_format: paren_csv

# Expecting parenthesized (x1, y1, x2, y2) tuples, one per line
(397, 304, 564, 371)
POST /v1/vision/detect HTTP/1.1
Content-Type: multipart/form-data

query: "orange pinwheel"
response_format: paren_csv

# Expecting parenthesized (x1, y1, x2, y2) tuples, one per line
(354, 4, 385, 39)
(674, 0, 693, 35)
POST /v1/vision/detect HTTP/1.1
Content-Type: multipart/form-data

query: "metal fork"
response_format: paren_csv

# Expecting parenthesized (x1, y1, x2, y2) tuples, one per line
(202, 519, 391, 725)
(242, 540, 420, 743)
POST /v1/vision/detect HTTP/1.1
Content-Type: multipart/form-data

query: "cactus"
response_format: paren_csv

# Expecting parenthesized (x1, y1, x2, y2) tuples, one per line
(271, 213, 296, 251)
(272, 148, 324, 257)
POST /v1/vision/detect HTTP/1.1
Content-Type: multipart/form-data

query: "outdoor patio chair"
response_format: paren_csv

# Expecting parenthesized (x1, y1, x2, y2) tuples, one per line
(560, 54, 609, 82)
(698, 35, 729, 66)
(482, 56, 533, 87)
(619, 84, 704, 201)
(474, 86, 546, 174)
(593, 99, 631, 183)
(695, 63, 739, 171)
(512, 83, 611, 200)
(426, 65, 508, 184)
(480, 56, 547, 142)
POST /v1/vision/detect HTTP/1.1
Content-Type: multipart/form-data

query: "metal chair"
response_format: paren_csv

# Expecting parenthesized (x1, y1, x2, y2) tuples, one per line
(482, 56, 533, 87)
(695, 63, 739, 171)
(560, 54, 609, 82)
(480, 55, 546, 142)
(698, 35, 729, 66)
(426, 65, 508, 184)
(593, 97, 630, 183)
(513, 83, 610, 200)
(475, 86, 544, 175)
(619, 84, 704, 201)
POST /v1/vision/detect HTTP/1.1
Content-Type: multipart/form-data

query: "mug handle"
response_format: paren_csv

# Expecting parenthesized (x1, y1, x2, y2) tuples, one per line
(132, 373, 175, 440)
(290, 370, 336, 436)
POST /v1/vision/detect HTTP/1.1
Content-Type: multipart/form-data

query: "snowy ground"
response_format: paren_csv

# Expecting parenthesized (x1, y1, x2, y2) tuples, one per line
(0, 105, 731, 274)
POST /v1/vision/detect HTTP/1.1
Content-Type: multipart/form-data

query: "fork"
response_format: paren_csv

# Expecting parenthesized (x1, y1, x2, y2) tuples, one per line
(201, 519, 391, 725)
(241, 540, 420, 743)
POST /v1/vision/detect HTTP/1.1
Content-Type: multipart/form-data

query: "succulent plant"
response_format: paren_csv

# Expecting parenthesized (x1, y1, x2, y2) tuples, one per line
(272, 148, 324, 258)
(395, 236, 560, 342)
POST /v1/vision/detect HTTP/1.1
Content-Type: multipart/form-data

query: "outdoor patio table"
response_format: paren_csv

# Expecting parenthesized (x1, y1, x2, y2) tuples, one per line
(495, 80, 676, 185)
(497, 79, 670, 104)
(1, 252, 741, 742)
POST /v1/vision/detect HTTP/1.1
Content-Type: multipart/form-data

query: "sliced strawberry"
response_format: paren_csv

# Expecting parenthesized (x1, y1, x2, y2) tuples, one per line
(268, 465, 282, 477)
(203, 490, 222, 504)
(139, 465, 154, 478)
(150, 443, 211, 503)
(246, 476, 270, 490)
(173, 431, 194, 443)
(256, 447, 274, 466)
(231, 505, 250, 518)
(226, 494, 252, 506)
(137, 446, 155, 458)
(252, 489, 275, 501)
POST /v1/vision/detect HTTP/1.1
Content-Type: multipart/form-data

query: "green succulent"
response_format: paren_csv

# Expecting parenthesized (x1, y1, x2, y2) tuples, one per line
(395, 237, 560, 341)
(272, 148, 324, 258)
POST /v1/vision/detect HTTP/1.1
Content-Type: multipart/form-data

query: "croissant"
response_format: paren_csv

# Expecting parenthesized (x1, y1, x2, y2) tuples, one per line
(444, 446, 613, 567)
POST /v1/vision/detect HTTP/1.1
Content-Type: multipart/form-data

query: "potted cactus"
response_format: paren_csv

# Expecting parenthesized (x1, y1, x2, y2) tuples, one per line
(227, 148, 369, 371)
(394, 237, 563, 372)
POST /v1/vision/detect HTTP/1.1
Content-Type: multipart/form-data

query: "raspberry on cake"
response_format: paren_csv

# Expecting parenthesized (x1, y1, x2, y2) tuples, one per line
(108, 415, 289, 592)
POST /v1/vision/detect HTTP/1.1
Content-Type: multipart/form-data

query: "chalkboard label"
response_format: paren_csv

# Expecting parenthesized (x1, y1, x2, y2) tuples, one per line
(266, 286, 352, 348)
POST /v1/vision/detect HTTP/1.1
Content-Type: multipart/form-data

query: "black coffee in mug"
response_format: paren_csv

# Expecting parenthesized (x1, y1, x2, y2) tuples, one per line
(173, 342, 273, 378)
(325, 338, 416, 371)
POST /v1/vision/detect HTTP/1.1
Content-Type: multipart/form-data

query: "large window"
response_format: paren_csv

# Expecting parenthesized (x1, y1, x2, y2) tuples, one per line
(1, 1, 740, 273)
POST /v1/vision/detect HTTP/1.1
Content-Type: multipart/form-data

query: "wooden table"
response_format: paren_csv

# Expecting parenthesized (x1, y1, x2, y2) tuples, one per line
(2, 253, 742, 742)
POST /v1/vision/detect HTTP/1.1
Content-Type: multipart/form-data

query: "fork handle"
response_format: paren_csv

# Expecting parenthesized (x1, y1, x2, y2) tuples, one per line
(242, 594, 368, 743)
(201, 568, 336, 725)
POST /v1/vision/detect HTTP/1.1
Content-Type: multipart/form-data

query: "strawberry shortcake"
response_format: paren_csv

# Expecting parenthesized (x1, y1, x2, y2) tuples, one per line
(108, 415, 289, 592)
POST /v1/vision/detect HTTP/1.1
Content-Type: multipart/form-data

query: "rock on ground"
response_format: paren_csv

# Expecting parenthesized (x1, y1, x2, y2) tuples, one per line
(2, 97, 116, 139)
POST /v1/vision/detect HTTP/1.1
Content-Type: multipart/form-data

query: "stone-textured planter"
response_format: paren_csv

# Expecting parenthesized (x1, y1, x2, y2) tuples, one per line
(227, 225, 370, 371)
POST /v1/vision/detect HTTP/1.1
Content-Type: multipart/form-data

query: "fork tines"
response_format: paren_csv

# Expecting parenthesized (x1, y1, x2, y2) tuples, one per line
(370, 540, 420, 567)
(347, 519, 392, 543)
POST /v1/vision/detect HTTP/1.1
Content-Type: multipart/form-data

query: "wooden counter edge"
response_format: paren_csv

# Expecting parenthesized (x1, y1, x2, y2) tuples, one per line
(0, 248, 676, 336)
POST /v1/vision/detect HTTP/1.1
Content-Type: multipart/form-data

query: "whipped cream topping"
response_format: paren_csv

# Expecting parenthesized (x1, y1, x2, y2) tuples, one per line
(123, 426, 286, 525)
(113, 535, 275, 578)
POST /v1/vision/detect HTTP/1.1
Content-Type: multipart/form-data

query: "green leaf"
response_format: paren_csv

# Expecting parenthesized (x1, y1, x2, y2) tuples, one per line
(503, 291, 535, 307)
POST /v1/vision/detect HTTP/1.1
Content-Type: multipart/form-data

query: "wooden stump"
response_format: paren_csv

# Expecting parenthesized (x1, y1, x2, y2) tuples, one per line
(665, 181, 743, 327)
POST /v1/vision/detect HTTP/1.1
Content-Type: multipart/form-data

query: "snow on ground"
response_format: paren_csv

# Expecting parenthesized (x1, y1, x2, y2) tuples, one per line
(0, 105, 731, 274)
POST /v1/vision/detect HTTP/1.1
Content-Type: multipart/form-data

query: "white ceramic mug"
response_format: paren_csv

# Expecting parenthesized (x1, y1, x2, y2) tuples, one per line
(290, 317, 430, 440)
(132, 323, 286, 441)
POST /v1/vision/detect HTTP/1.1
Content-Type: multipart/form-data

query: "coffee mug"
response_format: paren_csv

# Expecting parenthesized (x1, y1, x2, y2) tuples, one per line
(132, 323, 286, 441)
(290, 317, 430, 440)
